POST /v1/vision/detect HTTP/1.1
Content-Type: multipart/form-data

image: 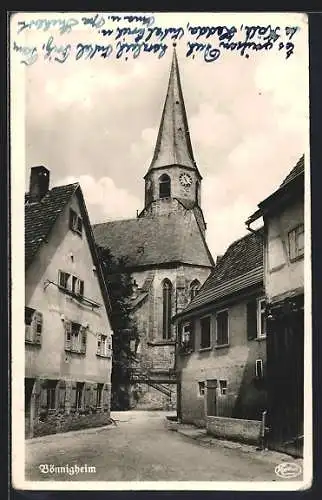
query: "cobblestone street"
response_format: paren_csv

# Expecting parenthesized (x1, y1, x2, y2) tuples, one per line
(24, 411, 302, 483)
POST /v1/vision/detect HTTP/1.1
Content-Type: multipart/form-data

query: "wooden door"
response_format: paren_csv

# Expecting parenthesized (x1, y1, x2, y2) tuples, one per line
(206, 379, 217, 417)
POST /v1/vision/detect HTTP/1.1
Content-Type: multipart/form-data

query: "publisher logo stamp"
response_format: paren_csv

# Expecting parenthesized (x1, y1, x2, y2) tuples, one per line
(275, 462, 302, 479)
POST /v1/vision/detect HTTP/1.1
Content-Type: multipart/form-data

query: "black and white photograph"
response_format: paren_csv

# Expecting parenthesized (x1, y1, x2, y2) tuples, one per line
(11, 11, 311, 490)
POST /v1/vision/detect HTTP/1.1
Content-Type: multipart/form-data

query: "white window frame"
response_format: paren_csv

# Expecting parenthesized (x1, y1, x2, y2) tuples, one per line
(288, 223, 304, 261)
(216, 308, 229, 346)
(199, 315, 212, 350)
(58, 270, 71, 290)
(69, 208, 83, 236)
(256, 298, 267, 339)
(198, 381, 205, 397)
(97, 334, 111, 357)
(25, 307, 43, 344)
(255, 359, 264, 379)
(181, 322, 191, 345)
(59, 270, 84, 297)
(219, 380, 227, 396)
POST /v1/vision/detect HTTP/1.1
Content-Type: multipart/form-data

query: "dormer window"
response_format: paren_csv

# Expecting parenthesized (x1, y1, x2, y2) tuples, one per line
(69, 208, 83, 237)
(159, 174, 171, 198)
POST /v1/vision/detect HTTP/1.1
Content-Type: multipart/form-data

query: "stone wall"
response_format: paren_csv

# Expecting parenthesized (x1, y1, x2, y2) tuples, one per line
(33, 408, 111, 438)
(207, 416, 262, 445)
(26, 378, 111, 439)
(131, 383, 177, 411)
(129, 265, 211, 410)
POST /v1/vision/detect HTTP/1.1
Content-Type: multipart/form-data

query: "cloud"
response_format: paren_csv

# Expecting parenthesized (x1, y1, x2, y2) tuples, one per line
(56, 175, 142, 223)
(23, 12, 308, 259)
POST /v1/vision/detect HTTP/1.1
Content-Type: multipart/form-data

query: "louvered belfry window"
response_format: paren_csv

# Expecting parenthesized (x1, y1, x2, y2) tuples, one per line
(162, 279, 172, 339)
(159, 174, 171, 198)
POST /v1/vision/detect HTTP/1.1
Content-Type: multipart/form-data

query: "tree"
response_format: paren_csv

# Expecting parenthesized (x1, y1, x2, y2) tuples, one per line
(96, 246, 137, 410)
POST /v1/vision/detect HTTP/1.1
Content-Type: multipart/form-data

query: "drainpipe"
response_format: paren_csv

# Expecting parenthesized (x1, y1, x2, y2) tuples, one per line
(258, 410, 268, 450)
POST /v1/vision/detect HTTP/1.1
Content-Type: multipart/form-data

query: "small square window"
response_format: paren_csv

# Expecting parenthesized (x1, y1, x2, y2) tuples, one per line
(198, 381, 205, 396)
(219, 380, 227, 395)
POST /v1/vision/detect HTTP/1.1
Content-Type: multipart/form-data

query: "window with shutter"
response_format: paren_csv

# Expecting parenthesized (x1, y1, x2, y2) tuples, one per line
(96, 383, 104, 408)
(71, 383, 77, 409)
(80, 326, 87, 354)
(34, 311, 43, 344)
(25, 308, 43, 344)
(257, 299, 267, 338)
(97, 334, 109, 357)
(181, 321, 195, 352)
(85, 383, 92, 408)
(75, 382, 84, 409)
(25, 307, 35, 343)
(288, 224, 304, 261)
(59, 271, 84, 299)
(102, 384, 110, 411)
(58, 270, 71, 290)
(64, 320, 72, 351)
(216, 310, 229, 346)
(46, 380, 58, 410)
(247, 300, 257, 340)
(200, 316, 211, 349)
(39, 380, 48, 410)
(57, 381, 66, 409)
(69, 208, 83, 237)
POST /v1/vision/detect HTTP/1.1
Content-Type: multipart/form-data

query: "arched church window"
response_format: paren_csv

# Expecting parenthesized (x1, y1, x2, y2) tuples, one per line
(159, 174, 171, 199)
(162, 279, 172, 339)
(190, 279, 201, 301)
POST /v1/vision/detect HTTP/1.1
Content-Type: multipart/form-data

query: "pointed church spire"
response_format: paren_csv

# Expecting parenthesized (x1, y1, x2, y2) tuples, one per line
(147, 45, 200, 175)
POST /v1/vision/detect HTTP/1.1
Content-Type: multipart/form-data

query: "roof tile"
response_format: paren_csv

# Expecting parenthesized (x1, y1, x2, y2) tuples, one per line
(25, 184, 78, 268)
(178, 230, 263, 315)
(93, 210, 213, 270)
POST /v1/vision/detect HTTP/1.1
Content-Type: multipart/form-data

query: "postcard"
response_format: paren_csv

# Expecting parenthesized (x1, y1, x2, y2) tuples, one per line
(10, 11, 311, 491)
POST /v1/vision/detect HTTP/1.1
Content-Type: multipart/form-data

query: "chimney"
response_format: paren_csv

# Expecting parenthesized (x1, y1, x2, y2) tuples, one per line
(29, 166, 50, 201)
(216, 255, 223, 265)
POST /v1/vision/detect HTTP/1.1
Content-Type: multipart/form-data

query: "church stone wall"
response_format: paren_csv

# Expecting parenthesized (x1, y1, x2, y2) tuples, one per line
(129, 264, 211, 409)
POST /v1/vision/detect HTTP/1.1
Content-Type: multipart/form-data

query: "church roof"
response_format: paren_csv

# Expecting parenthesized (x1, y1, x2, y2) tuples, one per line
(174, 230, 263, 319)
(146, 47, 200, 177)
(92, 209, 214, 271)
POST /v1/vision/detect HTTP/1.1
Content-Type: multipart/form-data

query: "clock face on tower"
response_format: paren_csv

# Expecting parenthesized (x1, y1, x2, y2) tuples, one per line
(179, 173, 193, 188)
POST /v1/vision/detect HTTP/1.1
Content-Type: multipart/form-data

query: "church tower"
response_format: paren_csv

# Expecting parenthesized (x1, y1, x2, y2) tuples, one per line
(93, 45, 214, 412)
(141, 46, 205, 230)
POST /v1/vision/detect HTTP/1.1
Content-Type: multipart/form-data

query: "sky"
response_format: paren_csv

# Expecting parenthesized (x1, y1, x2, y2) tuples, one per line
(17, 11, 309, 259)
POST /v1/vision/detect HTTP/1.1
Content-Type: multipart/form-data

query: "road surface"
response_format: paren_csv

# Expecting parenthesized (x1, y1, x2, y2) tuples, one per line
(24, 410, 295, 483)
